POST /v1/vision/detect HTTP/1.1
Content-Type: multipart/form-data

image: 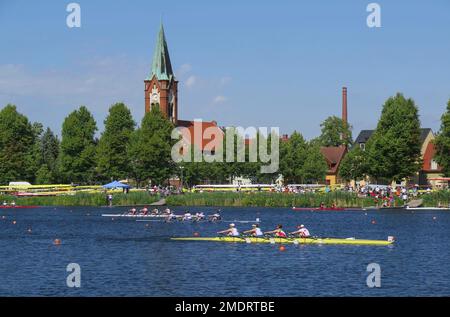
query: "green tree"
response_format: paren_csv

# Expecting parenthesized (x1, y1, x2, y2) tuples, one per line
(365, 93, 422, 182)
(128, 107, 175, 186)
(96, 103, 135, 181)
(60, 106, 98, 184)
(40, 127, 60, 169)
(35, 127, 61, 183)
(339, 146, 367, 182)
(178, 145, 206, 187)
(279, 131, 307, 184)
(319, 116, 353, 147)
(252, 130, 280, 184)
(301, 144, 328, 183)
(27, 122, 45, 182)
(35, 165, 53, 185)
(0, 104, 39, 184)
(434, 100, 450, 176)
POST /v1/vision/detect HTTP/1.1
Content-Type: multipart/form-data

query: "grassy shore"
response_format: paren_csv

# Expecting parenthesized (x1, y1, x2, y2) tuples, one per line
(422, 191, 450, 207)
(0, 192, 160, 207)
(166, 192, 380, 208)
(2, 190, 447, 208)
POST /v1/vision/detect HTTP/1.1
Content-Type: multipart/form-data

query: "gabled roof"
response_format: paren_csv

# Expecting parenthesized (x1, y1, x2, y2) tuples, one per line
(354, 128, 433, 145)
(177, 120, 223, 151)
(420, 128, 433, 144)
(320, 146, 347, 175)
(148, 23, 174, 81)
(354, 130, 374, 144)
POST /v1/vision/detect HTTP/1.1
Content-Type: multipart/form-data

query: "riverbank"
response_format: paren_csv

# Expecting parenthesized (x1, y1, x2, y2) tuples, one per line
(0, 192, 160, 207)
(165, 192, 382, 208)
(1, 190, 448, 208)
(422, 191, 450, 207)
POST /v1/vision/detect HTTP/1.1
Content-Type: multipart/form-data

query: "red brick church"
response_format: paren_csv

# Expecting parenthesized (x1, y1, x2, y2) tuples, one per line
(144, 23, 222, 150)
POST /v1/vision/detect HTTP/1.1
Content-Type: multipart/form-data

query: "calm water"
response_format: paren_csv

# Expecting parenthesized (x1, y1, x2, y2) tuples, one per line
(0, 206, 449, 296)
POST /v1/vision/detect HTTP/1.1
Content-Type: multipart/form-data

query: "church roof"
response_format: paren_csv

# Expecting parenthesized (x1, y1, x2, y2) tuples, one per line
(177, 120, 223, 151)
(149, 23, 174, 81)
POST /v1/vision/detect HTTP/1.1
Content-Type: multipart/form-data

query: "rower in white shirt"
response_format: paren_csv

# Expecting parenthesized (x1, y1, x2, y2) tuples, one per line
(243, 224, 263, 237)
(218, 223, 239, 236)
(290, 224, 311, 238)
(183, 212, 192, 221)
(194, 212, 205, 221)
(209, 212, 221, 222)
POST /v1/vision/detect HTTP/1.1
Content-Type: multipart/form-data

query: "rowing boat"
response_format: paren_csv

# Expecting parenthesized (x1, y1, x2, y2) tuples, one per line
(171, 236, 394, 246)
(292, 207, 346, 211)
(405, 206, 450, 211)
(0, 205, 38, 209)
(137, 219, 260, 223)
(102, 214, 170, 218)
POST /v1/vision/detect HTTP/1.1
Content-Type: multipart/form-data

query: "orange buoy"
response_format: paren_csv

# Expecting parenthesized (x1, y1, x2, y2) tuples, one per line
(279, 246, 286, 252)
(194, 232, 200, 237)
(53, 239, 62, 246)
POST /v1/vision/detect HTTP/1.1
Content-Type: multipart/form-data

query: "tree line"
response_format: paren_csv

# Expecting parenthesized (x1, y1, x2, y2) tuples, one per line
(0, 93, 449, 186)
(0, 102, 344, 186)
(0, 103, 174, 186)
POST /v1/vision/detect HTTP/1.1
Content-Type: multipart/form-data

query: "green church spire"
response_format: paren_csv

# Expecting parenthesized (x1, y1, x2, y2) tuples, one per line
(149, 23, 174, 81)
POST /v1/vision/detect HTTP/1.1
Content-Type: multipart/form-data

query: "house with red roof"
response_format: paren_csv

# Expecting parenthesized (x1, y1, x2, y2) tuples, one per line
(354, 128, 444, 187)
(320, 146, 347, 186)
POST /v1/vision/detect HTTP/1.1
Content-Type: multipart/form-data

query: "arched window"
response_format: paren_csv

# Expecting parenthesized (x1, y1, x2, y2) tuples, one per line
(151, 102, 160, 111)
(168, 103, 174, 119)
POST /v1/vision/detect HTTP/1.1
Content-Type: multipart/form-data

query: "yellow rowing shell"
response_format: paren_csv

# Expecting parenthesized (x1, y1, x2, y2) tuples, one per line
(171, 236, 394, 246)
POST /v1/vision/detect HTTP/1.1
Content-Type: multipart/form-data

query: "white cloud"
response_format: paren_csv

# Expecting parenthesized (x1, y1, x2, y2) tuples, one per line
(185, 75, 197, 88)
(219, 76, 232, 86)
(0, 57, 147, 135)
(213, 95, 227, 104)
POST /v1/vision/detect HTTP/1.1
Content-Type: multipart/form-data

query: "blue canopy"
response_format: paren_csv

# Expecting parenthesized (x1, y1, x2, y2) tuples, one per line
(102, 181, 131, 189)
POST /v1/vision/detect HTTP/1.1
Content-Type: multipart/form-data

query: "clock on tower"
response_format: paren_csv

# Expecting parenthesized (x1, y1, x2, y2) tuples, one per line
(144, 23, 178, 124)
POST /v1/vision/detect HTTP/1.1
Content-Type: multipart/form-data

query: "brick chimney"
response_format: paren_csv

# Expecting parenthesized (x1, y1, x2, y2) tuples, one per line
(341, 87, 348, 147)
(342, 87, 348, 125)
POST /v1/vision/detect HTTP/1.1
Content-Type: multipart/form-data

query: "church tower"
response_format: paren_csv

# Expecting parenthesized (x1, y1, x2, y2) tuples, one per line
(144, 23, 178, 124)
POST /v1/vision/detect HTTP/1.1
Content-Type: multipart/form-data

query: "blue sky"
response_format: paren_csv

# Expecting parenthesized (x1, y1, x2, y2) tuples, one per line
(1, 0, 449, 139)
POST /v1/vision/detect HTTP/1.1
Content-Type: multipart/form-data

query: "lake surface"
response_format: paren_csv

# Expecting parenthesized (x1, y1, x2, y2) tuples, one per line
(0, 206, 449, 296)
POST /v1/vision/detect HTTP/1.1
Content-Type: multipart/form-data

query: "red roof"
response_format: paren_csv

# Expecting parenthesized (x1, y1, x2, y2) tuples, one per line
(177, 120, 223, 151)
(320, 146, 347, 175)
